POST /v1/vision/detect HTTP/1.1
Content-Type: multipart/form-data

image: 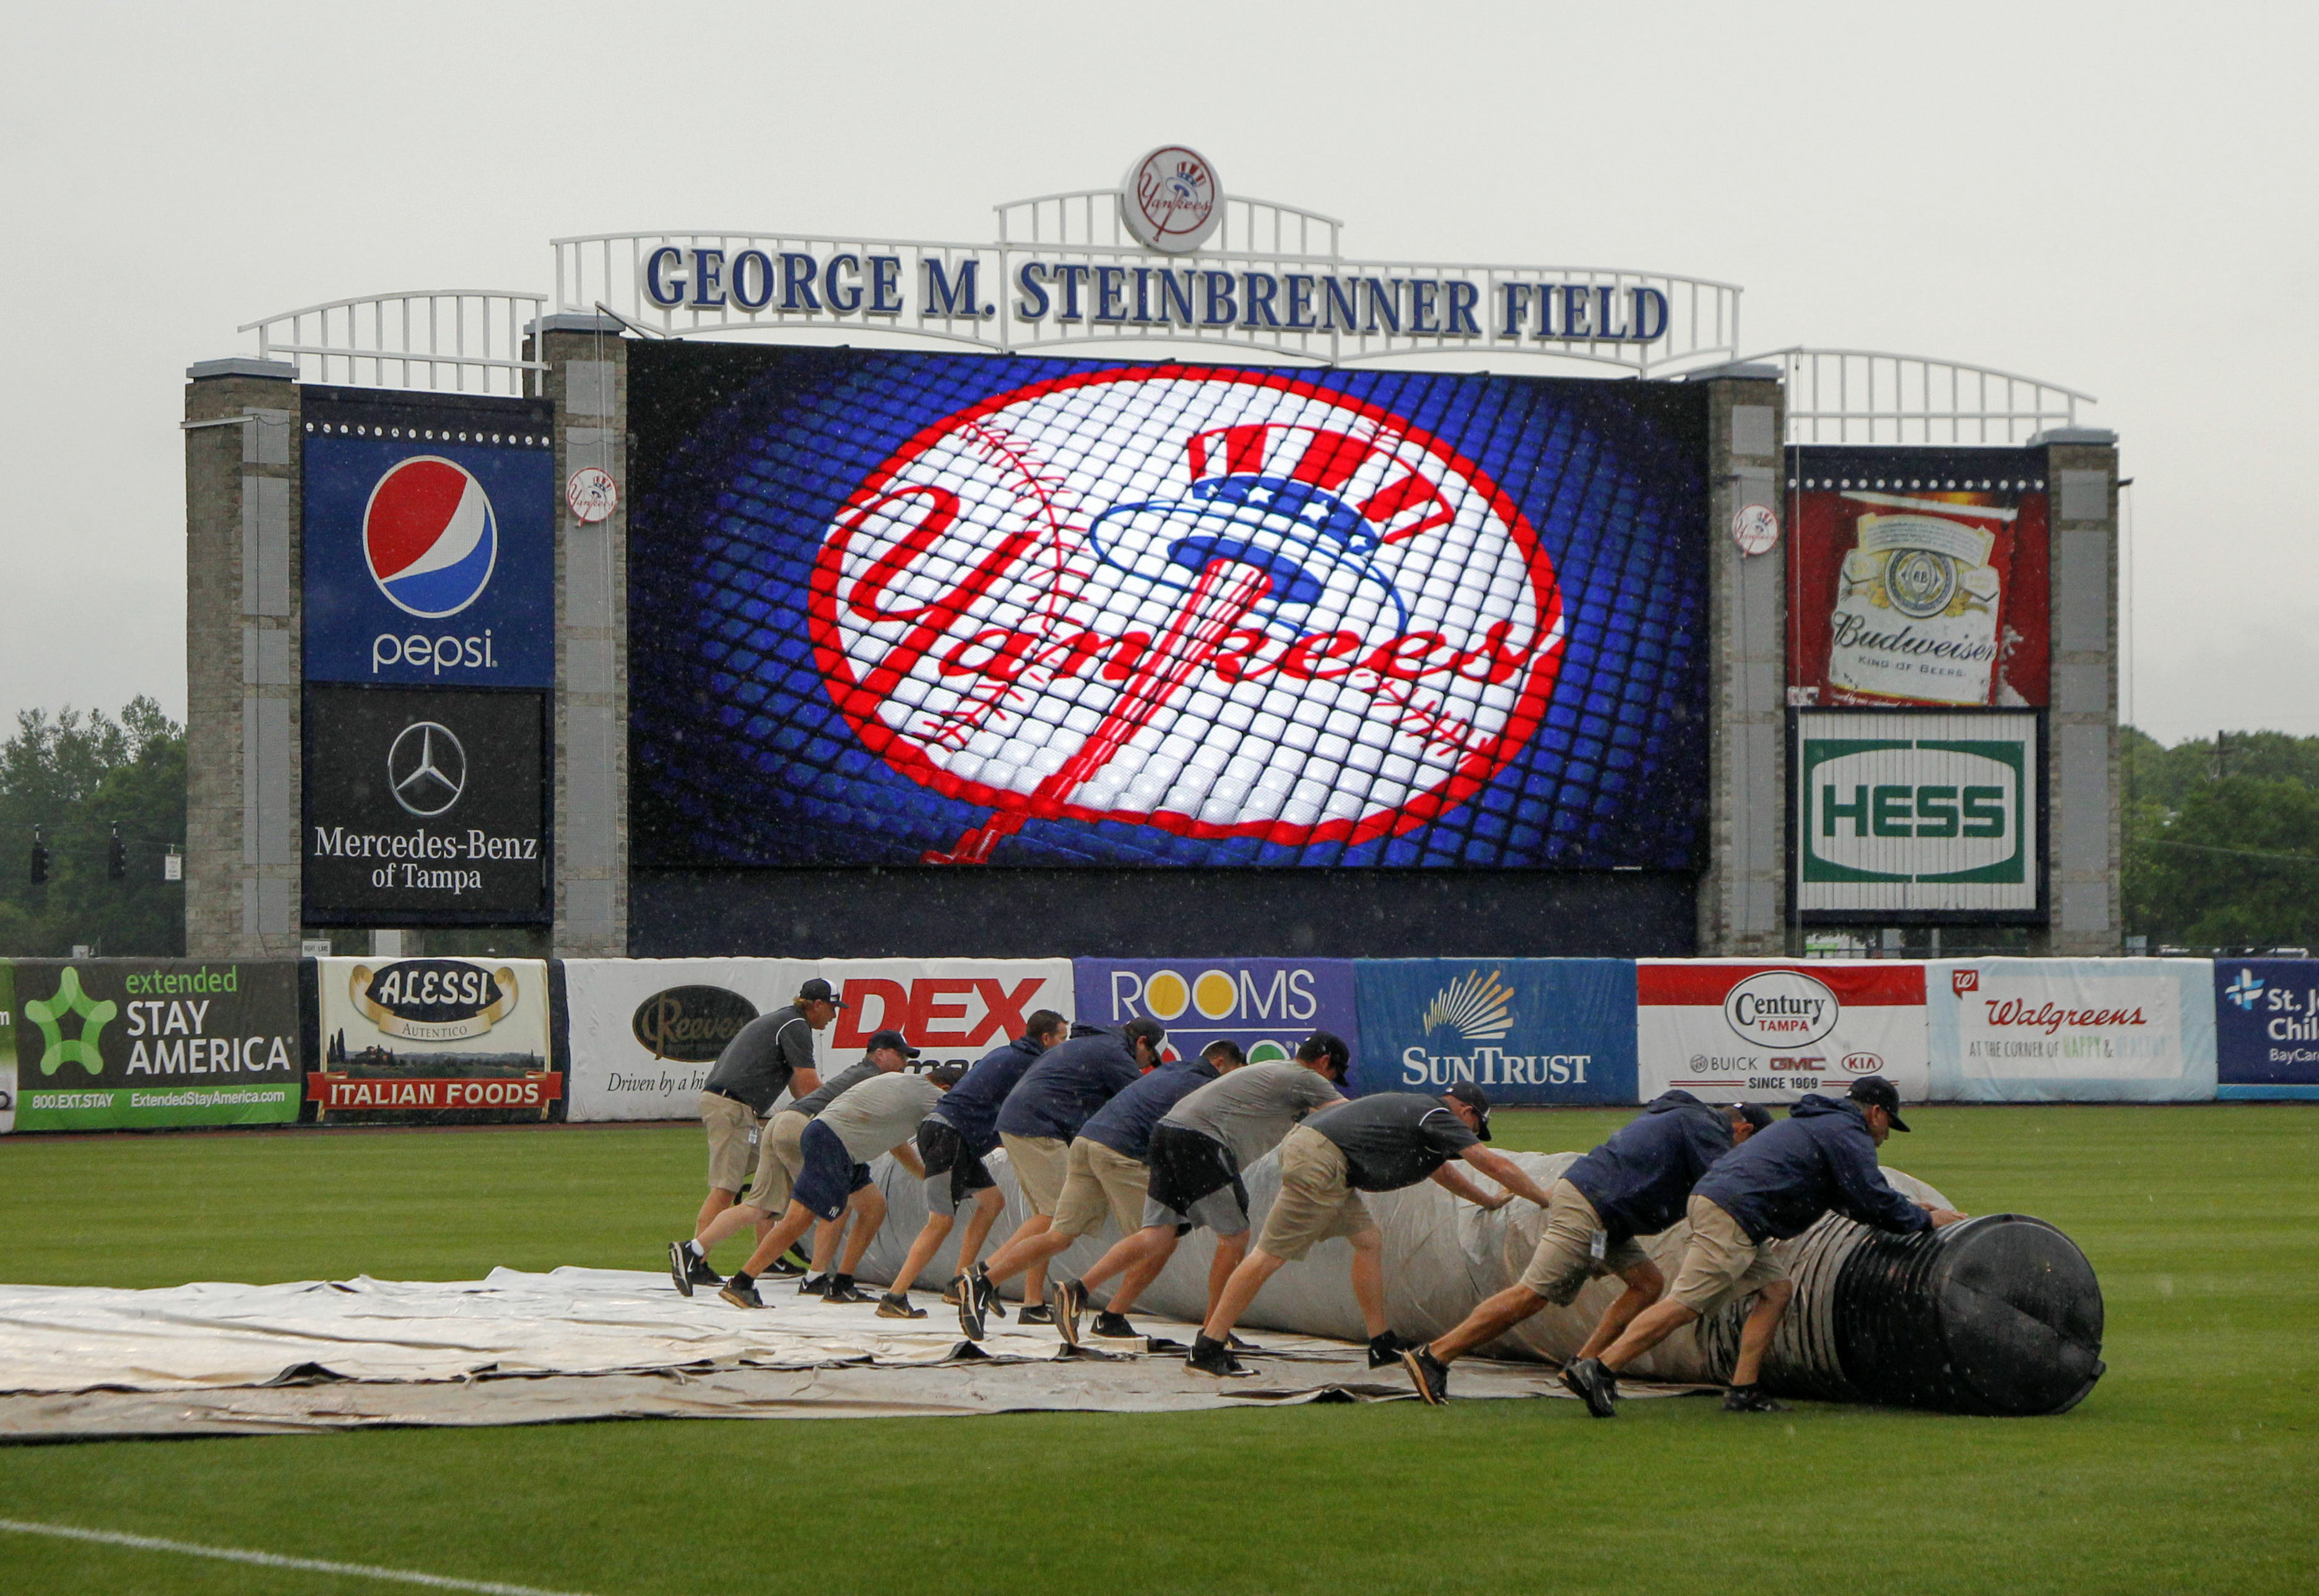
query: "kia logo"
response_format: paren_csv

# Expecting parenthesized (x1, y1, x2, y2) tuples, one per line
(388, 721, 467, 817)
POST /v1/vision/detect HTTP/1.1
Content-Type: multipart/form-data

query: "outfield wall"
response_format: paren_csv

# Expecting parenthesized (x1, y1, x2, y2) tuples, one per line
(2, 953, 2304, 1133)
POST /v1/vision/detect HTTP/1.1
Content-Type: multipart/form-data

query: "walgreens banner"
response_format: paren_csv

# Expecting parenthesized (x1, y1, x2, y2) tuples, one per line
(1928, 958, 2216, 1102)
(1637, 961, 1930, 1105)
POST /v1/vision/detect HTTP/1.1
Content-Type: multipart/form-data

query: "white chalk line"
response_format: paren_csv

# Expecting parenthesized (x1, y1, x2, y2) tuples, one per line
(0, 1517, 597, 1595)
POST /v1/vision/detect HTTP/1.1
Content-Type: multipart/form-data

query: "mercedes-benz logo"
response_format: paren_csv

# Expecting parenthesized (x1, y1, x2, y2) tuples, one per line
(387, 721, 467, 817)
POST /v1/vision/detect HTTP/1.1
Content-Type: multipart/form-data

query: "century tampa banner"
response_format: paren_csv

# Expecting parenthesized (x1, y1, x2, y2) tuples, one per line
(1, 960, 301, 1132)
(560, 958, 1074, 1121)
(1352, 959, 1637, 1105)
(1637, 960, 1930, 1104)
(1075, 958, 1357, 1071)
(311, 956, 557, 1119)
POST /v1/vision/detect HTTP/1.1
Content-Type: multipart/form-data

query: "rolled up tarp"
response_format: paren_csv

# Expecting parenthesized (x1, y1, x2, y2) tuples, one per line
(856, 1144, 2101, 1415)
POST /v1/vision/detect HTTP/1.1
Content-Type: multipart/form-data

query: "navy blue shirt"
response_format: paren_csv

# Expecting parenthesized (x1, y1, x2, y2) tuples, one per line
(1079, 1057, 1220, 1161)
(1692, 1094, 1932, 1244)
(930, 1033, 1047, 1155)
(995, 1025, 1145, 1143)
(1563, 1090, 1735, 1243)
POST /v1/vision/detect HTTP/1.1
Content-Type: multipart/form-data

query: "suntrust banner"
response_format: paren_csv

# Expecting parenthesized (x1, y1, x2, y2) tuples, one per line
(2214, 960, 2319, 1099)
(1637, 961, 1930, 1104)
(1927, 958, 2216, 1102)
(1352, 960, 1636, 1105)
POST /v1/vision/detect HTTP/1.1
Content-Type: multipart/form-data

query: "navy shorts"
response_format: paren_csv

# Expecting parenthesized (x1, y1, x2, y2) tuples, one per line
(917, 1116, 996, 1216)
(1143, 1124, 1251, 1237)
(794, 1118, 872, 1222)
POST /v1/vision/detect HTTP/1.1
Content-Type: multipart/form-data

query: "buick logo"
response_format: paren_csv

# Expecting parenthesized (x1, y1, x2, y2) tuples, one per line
(388, 721, 467, 817)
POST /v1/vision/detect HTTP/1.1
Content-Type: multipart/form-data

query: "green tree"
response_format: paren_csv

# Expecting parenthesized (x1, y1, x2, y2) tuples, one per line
(2124, 727, 2319, 950)
(0, 697, 186, 956)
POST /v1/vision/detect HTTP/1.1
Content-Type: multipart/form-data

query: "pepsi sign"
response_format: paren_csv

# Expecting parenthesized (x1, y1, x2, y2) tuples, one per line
(302, 389, 554, 687)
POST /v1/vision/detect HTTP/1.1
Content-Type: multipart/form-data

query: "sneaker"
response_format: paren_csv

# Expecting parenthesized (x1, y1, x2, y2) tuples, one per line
(763, 1252, 807, 1279)
(668, 1241, 696, 1298)
(876, 1291, 926, 1321)
(718, 1277, 764, 1310)
(1367, 1330, 1411, 1369)
(1091, 1311, 1138, 1340)
(1184, 1335, 1246, 1378)
(1054, 1279, 1088, 1347)
(822, 1277, 870, 1305)
(1225, 1332, 1264, 1353)
(956, 1272, 987, 1342)
(1402, 1345, 1450, 1406)
(797, 1274, 830, 1298)
(1722, 1384, 1790, 1413)
(941, 1275, 964, 1307)
(1562, 1357, 1619, 1419)
(1016, 1304, 1054, 1327)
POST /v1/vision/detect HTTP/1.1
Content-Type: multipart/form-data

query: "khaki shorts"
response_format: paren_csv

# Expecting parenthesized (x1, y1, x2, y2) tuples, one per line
(701, 1093, 764, 1193)
(1000, 1132, 1070, 1218)
(1515, 1180, 1653, 1305)
(1255, 1125, 1377, 1262)
(1668, 1195, 1792, 1316)
(1051, 1138, 1150, 1239)
(743, 1109, 810, 1213)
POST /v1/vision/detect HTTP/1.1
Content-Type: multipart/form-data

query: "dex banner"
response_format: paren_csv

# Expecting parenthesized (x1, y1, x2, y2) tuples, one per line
(560, 958, 1075, 1121)
(1074, 958, 1357, 1071)
(1927, 959, 2216, 1102)
(1637, 961, 1930, 1104)
(2214, 960, 2319, 1098)
(1, 960, 301, 1132)
(312, 956, 558, 1119)
(1352, 959, 1637, 1105)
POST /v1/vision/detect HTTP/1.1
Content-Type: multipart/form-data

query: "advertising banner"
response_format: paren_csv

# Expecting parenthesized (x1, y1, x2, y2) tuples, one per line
(1352, 960, 1636, 1105)
(1637, 961, 1929, 1104)
(630, 347, 1709, 871)
(1928, 958, 2217, 1102)
(2214, 960, 2319, 1098)
(311, 956, 558, 1119)
(560, 958, 1075, 1121)
(303, 685, 549, 926)
(1073, 958, 1357, 1070)
(1793, 709, 2041, 919)
(0, 960, 301, 1132)
(1787, 449, 2050, 709)
(301, 388, 558, 688)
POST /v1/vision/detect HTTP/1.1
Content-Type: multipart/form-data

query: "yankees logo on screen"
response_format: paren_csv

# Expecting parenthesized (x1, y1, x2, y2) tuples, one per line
(808, 371, 1564, 861)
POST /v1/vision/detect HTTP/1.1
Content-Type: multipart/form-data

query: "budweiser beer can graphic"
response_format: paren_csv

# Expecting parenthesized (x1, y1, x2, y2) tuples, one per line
(1827, 502, 2008, 705)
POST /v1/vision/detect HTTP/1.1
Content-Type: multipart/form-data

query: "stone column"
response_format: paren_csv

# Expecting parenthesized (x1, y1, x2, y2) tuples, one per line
(1687, 366, 1788, 955)
(2035, 428, 2122, 955)
(183, 359, 303, 958)
(534, 316, 630, 957)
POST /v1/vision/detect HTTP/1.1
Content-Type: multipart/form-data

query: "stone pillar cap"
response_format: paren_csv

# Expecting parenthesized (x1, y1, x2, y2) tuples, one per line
(188, 357, 298, 381)
(2027, 427, 2118, 446)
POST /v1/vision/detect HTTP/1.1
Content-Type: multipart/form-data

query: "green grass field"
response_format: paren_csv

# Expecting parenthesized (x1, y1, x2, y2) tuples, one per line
(2, 1106, 2314, 1594)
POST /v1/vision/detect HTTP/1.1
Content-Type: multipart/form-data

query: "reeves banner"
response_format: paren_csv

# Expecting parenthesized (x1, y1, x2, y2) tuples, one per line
(1927, 958, 2216, 1103)
(1073, 958, 1357, 1071)
(1637, 961, 1930, 1105)
(1, 960, 301, 1132)
(1351, 959, 1636, 1105)
(2214, 960, 2319, 1099)
(311, 956, 557, 1119)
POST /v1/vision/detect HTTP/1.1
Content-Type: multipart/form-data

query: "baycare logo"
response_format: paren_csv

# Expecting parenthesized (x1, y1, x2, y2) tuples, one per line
(1722, 970, 1840, 1049)
(1980, 996, 2149, 1035)
(631, 986, 759, 1062)
(351, 959, 519, 1043)
(810, 370, 1564, 863)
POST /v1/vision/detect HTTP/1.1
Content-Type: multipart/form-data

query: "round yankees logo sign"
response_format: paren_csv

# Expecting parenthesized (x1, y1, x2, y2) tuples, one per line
(809, 370, 1564, 860)
(1120, 145, 1221, 254)
(1723, 969, 1841, 1048)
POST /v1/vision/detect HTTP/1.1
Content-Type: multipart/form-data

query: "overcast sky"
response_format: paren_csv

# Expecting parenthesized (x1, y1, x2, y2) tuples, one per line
(2, 0, 2310, 746)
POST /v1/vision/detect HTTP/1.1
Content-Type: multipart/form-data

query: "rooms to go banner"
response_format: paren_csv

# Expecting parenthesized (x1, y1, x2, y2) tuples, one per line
(628, 347, 1709, 871)
(1074, 958, 1357, 1071)
(1351, 959, 1637, 1105)
(1637, 961, 1930, 1104)
(0, 960, 300, 1132)
(1927, 958, 2217, 1103)
(312, 956, 557, 1119)
(561, 958, 1074, 1121)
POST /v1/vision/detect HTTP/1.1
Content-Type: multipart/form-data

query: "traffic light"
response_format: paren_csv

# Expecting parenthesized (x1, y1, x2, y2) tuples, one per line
(29, 826, 46, 885)
(107, 822, 126, 881)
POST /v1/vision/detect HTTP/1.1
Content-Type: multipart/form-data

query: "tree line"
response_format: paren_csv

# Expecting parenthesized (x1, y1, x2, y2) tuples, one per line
(2124, 727, 2319, 952)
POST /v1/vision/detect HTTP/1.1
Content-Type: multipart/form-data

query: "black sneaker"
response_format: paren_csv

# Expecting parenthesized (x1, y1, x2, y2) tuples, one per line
(957, 1270, 987, 1342)
(1562, 1357, 1619, 1419)
(1402, 1344, 1450, 1406)
(1184, 1335, 1246, 1377)
(763, 1252, 807, 1279)
(668, 1241, 697, 1298)
(779, 1241, 814, 1272)
(1722, 1384, 1790, 1413)
(1091, 1311, 1138, 1339)
(718, 1277, 764, 1310)
(1054, 1279, 1088, 1347)
(941, 1275, 964, 1307)
(797, 1273, 830, 1298)
(1368, 1330, 1411, 1369)
(1225, 1332, 1264, 1353)
(876, 1291, 926, 1321)
(822, 1277, 870, 1305)
(1017, 1304, 1054, 1326)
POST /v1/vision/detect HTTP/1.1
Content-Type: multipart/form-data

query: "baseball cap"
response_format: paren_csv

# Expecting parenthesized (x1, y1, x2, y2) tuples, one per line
(1733, 1103, 1774, 1132)
(797, 978, 846, 1007)
(865, 1028, 920, 1058)
(1123, 1016, 1168, 1051)
(1443, 1080, 1493, 1140)
(1298, 1031, 1351, 1078)
(1847, 1077, 1910, 1131)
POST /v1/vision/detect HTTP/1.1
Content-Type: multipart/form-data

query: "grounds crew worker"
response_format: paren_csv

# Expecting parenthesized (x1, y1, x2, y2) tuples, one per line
(1401, 1091, 1771, 1404)
(879, 1010, 1068, 1321)
(957, 1017, 1166, 1340)
(718, 1032, 934, 1309)
(1189, 1084, 1556, 1378)
(1561, 1077, 1966, 1418)
(1065, 1034, 1347, 1349)
(669, 977, 840, 1291)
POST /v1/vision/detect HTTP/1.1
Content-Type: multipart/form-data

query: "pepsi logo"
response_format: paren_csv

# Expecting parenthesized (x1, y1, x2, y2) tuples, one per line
(364, 458, 499, 618)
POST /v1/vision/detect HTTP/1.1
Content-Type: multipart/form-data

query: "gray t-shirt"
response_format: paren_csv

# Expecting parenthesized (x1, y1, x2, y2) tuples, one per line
(1306, 1092, 1479, 1192)
(782, 1060, 878, 1121)
(1162, 1062, 1344, 1166)
(700, 1004, 817, 1116)
(817, 1072, 944, 1163)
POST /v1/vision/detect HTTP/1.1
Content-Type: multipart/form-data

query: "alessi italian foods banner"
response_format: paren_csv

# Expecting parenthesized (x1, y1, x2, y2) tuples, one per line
(311, 956, 557, 1119)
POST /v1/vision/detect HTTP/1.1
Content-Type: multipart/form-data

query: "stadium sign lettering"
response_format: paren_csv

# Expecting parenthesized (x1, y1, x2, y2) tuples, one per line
(1400, 1046, 1591, 1087)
